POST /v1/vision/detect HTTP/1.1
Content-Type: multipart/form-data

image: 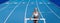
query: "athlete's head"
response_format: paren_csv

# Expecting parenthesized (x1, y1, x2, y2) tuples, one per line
(34, 8, 38, 12)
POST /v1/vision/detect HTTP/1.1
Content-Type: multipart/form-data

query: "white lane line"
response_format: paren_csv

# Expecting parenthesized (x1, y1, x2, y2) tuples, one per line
(41, 0, 60, 19)
(0, 5, 9, 11)
(4, 0, 23, 23)
(36, 0, 44, 18)
(24, 0, 30, 23)
(0, 2, 10, 11)
(36, 0, 46, 23)
(24, 0, 30, 18)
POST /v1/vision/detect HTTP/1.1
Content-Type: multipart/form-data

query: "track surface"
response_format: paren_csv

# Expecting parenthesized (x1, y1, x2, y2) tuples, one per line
(0, 0, 60, 23)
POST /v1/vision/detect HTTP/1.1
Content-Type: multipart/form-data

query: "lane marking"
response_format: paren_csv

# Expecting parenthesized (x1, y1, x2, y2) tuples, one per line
(41, 0, 60, 19)
(24, 0, 30, 23)
(4, 0, 24, 23)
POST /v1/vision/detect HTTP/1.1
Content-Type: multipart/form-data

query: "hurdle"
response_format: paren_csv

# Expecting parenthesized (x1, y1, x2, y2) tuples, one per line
(24, 18, 46, 23)
(24, 0, 46, 23)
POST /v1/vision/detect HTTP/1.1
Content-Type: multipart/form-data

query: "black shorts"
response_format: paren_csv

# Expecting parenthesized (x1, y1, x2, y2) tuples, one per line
(33, 16, 38, 21)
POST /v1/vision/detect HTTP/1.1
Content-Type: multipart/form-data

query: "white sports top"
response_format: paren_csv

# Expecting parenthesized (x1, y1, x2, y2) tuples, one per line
(33, 12, 39, 16)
